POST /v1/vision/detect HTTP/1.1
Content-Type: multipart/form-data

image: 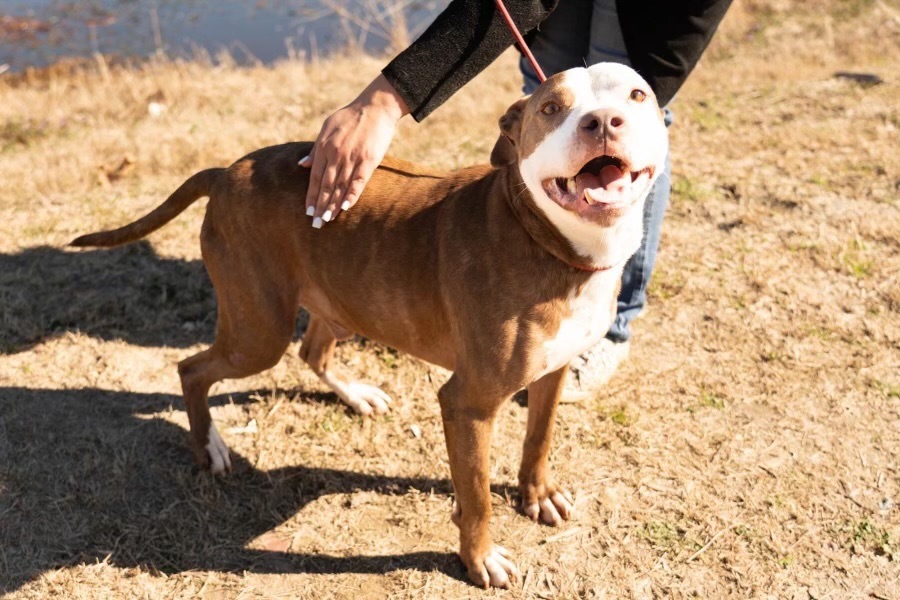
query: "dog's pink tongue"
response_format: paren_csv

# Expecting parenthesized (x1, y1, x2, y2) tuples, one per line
(576, 165, 631, 204)
(599, 165, 626, 188)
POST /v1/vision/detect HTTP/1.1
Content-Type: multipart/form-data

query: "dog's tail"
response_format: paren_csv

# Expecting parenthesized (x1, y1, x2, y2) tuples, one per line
(70, 168, 224, 248)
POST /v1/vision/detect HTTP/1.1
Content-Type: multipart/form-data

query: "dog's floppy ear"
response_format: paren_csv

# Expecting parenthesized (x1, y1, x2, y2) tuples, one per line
(490, 97, 529, 168)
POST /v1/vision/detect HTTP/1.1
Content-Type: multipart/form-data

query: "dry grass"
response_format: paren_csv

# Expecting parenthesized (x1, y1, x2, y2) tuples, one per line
(1, 1, 899, 598)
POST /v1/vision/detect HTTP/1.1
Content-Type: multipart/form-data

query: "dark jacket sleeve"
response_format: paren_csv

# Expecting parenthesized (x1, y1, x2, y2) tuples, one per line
(617, 0, 733, 107)
(384, 0, 731, 121)
(382, 0, 557, 122)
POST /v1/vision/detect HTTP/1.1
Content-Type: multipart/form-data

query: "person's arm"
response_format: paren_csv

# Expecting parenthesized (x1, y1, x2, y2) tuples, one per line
(617, 0, 733, 107)
(300, 74, 409, 228)
(302, 0, 556, 226)
(383, 0, 556, 122)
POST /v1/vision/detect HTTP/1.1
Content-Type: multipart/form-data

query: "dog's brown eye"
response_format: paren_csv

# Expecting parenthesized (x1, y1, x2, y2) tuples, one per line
(540, 102, 560, 115)
(629, 89, 647, 103)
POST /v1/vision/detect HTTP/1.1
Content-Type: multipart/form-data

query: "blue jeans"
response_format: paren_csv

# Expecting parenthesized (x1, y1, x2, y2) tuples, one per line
(520, 0, 671, 343)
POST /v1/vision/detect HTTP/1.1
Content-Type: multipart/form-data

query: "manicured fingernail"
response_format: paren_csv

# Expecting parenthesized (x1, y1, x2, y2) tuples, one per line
(312, 217, 323, 229)
(306, 206, 315, 216)
(322, 209, 332, 222)
(298, 155, 311, 166)
(340, 200, 351, 211)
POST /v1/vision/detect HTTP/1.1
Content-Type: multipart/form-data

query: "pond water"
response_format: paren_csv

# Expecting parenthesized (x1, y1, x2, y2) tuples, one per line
(0, 0, 447, 72)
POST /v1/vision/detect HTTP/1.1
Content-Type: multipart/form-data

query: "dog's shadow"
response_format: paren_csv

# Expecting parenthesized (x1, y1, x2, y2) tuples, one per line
(0, 242, 220, 354)
(0, 386, 469, 593)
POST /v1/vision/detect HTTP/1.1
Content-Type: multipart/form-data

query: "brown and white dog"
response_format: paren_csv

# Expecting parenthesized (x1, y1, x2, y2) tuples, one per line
(72, 63, 668, 588)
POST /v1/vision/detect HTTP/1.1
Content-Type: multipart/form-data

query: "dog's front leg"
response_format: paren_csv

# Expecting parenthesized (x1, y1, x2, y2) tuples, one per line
(518, 366, 575, 525)
(438, 374, 519, 589)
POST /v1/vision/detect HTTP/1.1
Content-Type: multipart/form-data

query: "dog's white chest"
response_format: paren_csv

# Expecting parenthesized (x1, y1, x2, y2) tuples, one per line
(537, 272, 619, 379)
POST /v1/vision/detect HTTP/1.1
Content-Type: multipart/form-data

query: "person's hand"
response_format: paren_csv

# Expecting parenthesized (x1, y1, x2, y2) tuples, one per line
(300, 74, 409, 228)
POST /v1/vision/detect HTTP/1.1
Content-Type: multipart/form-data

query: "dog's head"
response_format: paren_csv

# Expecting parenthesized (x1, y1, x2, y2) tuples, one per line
(492, 63, 669, 264)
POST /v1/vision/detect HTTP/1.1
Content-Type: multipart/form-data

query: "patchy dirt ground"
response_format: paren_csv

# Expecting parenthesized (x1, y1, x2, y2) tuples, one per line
(1, 1, 898, 598)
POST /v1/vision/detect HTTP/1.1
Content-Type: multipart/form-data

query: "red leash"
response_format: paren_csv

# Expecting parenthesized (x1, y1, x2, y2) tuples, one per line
(494, 0, 546, 83)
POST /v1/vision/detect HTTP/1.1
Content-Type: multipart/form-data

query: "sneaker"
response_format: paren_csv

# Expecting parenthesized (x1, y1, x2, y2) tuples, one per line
(562, 338, 631, 402)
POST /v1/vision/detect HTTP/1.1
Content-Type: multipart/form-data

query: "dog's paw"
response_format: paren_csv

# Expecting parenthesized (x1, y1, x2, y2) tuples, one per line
(341, 382, 392, 415)
(520, 482, 574, 526)
(319, 371, 392, 415)
(462, 545, 519, 589)
(205, 423, 232, 475)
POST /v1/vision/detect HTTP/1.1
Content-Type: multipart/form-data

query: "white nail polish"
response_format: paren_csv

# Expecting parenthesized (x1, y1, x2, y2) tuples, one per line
(312, 217, 323, 229)
(341, 200, 351, 211)
(322, 209, 332, 222)
(298, 155, 310, 166)
(306, 206, 315, 217)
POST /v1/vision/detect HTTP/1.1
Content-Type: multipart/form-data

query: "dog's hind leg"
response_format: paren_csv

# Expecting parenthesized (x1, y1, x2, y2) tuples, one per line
(178, 247, 297, 474)
(298, 314, 392, 415)
(178, 347, 236, 474)
(178, 315, 294, 473)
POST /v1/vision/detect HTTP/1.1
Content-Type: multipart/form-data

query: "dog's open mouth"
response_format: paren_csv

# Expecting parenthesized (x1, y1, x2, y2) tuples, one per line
(542, 155, 654, 210)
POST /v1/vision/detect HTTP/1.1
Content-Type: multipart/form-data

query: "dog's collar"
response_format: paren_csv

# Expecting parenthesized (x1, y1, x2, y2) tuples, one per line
(557, 256, 617, 273)
(500, 167, 619, 275)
